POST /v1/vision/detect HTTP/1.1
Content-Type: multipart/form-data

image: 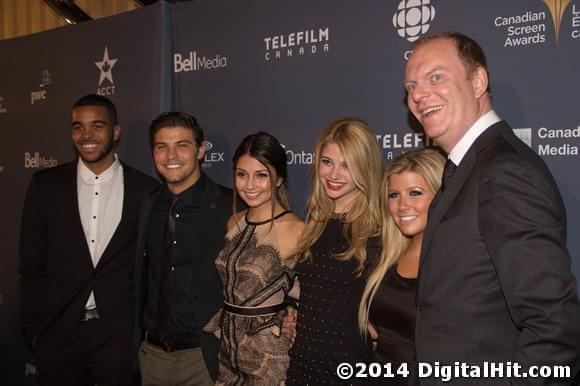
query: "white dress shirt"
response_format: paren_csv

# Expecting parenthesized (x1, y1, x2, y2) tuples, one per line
(77, 155, 124, 310)
(448, 110, 501, 166)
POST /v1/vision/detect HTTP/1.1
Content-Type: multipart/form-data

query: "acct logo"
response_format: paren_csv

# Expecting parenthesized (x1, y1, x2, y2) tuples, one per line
(393, 0, 436, 43)
(24, 152, 58, 169)
(264, 27, 330, 61)
(30, 69, 52, 105)
(280, 144, 314, 165)
(95, 46, 118, 96)
(174, 50, 227, 73)
(202, 141, 225, 168)
(0, 96, 7, 113)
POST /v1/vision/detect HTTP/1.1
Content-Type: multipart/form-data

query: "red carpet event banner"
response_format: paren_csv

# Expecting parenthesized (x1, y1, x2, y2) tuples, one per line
(0, 0, 579, 384)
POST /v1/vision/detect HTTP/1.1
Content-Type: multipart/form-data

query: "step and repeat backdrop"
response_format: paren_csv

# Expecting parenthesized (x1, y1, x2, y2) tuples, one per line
(1, 0, 579, 383)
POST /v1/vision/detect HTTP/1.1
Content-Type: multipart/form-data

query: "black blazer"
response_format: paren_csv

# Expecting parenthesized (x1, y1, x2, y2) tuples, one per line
(19, 160, 158, 348)
(416, 121, 580, 385)
(133, 174, 232, 380)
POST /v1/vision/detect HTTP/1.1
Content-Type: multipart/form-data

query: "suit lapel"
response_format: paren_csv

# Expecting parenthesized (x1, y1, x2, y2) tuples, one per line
(419, 121, 508, 269)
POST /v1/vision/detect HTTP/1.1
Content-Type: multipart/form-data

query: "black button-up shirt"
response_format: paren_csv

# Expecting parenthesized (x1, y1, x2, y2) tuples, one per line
(144, 175, 207, 342)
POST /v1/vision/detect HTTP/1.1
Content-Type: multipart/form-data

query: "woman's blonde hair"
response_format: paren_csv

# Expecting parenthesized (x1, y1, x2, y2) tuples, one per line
(358, 148, 445, 335)
(297, 117, 383, 274)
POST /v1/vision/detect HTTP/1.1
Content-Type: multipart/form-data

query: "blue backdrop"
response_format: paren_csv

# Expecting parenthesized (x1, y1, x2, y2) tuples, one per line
(1, 0, 579, 384)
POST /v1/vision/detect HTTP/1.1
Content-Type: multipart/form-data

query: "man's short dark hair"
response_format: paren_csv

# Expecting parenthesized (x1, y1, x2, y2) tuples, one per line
(413, 31, 491, 93)
(72, 94, 118, 125)
(148, 112, 204, 148)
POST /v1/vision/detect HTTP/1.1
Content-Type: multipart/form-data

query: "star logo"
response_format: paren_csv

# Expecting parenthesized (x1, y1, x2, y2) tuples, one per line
(542, 0, 572, 43)
(95, 46, 118, 86)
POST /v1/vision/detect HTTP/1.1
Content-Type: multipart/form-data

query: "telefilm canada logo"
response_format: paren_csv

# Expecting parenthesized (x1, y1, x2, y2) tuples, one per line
(201, 140, 225, 168)
(30, 69, 52, 105)
(24, 152, 58, 169)
(173, 50, 228, 73)
(0, 95, 7, 113)
(264, 27, 330, 61)
(95, 46, 118, 96)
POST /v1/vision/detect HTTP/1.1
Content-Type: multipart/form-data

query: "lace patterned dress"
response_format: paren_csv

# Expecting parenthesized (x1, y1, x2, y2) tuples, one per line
(204, 212, 295, 385)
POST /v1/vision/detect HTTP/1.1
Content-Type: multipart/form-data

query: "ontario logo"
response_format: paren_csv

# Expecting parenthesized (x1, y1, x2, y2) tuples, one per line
(393, 0, 436, 43)
(95, 46, 118, 96)
(542, 0, 573, 42)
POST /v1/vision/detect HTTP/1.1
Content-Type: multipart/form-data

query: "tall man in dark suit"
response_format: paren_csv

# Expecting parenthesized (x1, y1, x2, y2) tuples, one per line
(404, 32, 580, 384)
(19, 94, 158, 385)
(134, 112, 231, 385)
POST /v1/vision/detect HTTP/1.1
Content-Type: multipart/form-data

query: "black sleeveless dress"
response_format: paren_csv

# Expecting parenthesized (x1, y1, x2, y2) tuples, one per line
(369, 266, 418, 385)
(287, 218, 375, 385)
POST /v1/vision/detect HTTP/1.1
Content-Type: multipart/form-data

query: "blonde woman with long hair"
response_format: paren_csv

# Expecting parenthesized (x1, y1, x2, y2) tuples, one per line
(286, 117, 383, 385)
(359, 149, 444, 385)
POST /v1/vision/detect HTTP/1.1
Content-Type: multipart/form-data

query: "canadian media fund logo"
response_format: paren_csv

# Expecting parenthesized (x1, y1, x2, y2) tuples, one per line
(202, 141, 225, 168)
(30, 69, 52, 105)
(513, 128, 533, 147)
(536, 125, 580, 155)
(0, 96, 7, 113)
(264, 27, 330, 61)
(174, 51, 227, 73)
(24, 152, 58, 169)
(95, 46, 118, 96)
(393, 0, 436, 43)
(281, 144, 314, 165)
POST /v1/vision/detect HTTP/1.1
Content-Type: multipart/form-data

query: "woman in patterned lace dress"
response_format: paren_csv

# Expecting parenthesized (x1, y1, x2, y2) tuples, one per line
(204, 132, 304, 385)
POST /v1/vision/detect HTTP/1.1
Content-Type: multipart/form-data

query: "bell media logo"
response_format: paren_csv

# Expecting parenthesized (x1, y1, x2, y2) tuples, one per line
(95, 46, 118, 96)
(24, 152, 58, 169)
(393, 0, 436, 43)
(542, 0, 572, 42)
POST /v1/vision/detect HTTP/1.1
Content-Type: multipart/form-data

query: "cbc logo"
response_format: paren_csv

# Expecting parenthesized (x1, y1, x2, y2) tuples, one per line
(393, 0, 436, 42)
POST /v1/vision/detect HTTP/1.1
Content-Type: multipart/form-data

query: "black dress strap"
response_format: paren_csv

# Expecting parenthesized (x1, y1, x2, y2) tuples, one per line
(245, 210, 291, 226)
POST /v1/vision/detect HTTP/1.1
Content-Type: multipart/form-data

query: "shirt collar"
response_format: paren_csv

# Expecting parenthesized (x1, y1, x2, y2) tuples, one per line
(77, 154, 121, 185)
(448, 110, 501, 166)
(160, 173, 207, 206)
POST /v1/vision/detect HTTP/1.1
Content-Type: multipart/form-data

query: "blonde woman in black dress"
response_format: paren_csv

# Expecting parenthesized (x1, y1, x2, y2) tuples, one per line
(359, 149, 444, 385)
(286, 117, 383, 385)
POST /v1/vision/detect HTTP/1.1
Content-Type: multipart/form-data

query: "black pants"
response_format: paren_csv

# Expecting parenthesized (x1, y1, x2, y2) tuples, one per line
(35, 318, 135, 386)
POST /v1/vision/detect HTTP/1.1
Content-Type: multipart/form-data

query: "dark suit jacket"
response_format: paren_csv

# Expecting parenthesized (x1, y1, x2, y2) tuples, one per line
(19, 160, 159, 349)
(416, 121, 580, 385)
(134, 174, 232, 380)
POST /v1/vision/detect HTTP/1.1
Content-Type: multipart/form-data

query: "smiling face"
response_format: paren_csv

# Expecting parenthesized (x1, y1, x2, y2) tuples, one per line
(404, 38, 490, 153)
(318, 142, 359, 213)
(72, 105, 120, 174)
(153, 126, 206, 195)
(235, 154, 281, 215)
(387, 170, 435, 241)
